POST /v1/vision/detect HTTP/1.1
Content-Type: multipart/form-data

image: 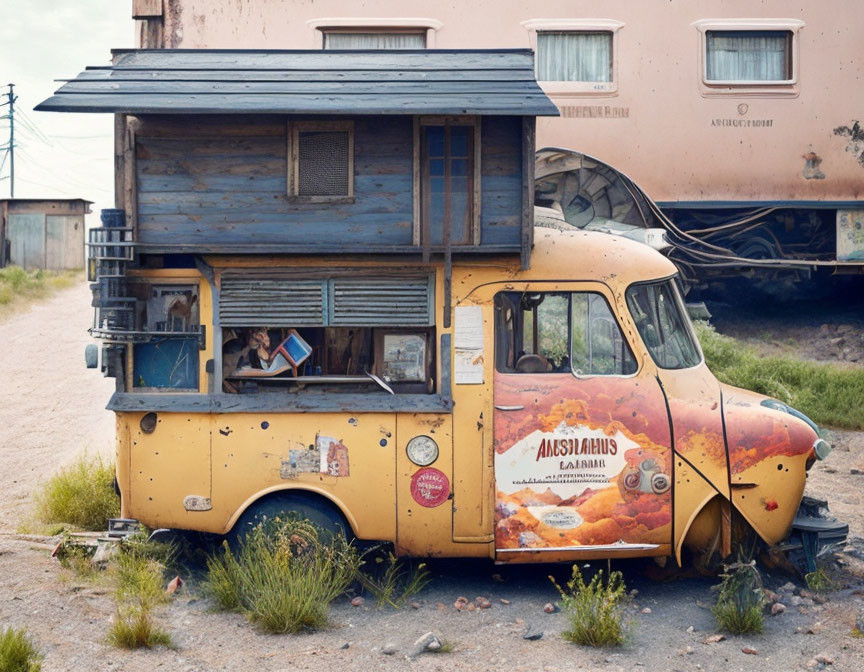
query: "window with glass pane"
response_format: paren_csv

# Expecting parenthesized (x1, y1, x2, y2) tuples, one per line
(626, 281, 701, 370)
(536, 31, 612, 82)
(706, 30, 792, 82)
(494, 291, 636, 376)
(421, 125, 473, 246)
(571, 293, 637, 376)
(324, 31, 426, 49)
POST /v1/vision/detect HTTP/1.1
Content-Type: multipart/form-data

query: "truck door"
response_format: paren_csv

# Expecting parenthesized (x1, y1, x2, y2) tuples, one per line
(492, 284, 673, 556)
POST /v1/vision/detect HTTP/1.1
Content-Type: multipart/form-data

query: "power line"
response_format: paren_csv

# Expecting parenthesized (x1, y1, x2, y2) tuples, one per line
(5, 83, 16, 197)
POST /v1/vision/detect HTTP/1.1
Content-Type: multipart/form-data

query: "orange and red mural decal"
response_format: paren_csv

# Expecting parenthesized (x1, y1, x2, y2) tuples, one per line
(493, 373, 672, 550)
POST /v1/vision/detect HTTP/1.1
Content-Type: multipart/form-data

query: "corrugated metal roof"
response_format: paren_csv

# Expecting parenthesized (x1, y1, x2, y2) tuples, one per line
(36, 49, 559, 117)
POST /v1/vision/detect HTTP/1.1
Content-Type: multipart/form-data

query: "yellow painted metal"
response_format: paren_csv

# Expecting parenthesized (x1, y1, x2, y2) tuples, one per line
(673, 456, 722, 565)
(112, 230, 813, 562)
(125, 412, 211, 529)
(730, 453, 809, 545)
(395, 413, 479, 556)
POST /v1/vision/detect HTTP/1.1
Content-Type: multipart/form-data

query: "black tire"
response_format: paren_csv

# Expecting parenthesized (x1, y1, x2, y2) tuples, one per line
(226, 491, 352, 549)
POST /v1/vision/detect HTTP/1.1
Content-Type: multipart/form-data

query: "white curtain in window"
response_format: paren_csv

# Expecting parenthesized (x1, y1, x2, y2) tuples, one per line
(324, 32, 426, 49)
(536, 32, 612, 82)
(706, 31, 789, 81)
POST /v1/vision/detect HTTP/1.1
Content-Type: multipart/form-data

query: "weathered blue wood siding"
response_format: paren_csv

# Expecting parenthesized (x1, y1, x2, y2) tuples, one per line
(135, 115, 524, 251)
(481, 116, 523, 245)
(136, 117, 415, 248)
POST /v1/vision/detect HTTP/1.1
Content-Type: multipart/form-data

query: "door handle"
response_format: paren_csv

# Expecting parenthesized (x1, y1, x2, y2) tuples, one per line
(494, 405, 525, 411)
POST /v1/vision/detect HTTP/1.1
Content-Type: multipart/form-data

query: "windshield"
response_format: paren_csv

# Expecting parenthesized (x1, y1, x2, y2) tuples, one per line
(625, 279, 701, 370)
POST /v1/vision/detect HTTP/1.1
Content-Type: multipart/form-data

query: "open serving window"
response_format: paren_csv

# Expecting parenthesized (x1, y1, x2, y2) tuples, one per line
(218, 270, 436, 395)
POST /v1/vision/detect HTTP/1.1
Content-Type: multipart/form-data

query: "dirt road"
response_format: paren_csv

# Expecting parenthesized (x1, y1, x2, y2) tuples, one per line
(0, 281, 863, 671)
(0, 279, 115, 528)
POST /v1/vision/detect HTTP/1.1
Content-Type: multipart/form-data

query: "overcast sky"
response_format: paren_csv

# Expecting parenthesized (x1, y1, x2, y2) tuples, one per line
(0, 0, 133, 223)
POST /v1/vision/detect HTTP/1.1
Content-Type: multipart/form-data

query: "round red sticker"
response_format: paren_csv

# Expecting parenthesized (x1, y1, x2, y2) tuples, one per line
(410, 468, 450, 508)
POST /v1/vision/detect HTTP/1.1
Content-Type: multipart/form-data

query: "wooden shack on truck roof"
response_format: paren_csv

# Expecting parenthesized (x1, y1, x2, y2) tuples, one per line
(37, 48, 558, 396)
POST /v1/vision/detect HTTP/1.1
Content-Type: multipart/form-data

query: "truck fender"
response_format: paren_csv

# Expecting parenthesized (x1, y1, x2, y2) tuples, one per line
(223, 485, 360, 537)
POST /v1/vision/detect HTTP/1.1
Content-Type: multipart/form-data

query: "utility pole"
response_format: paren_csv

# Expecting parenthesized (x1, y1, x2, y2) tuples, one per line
(6, 83, 16, 198)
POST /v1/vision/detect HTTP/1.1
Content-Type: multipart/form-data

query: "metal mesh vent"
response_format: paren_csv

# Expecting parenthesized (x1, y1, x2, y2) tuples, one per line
(297, 131, 350, 196)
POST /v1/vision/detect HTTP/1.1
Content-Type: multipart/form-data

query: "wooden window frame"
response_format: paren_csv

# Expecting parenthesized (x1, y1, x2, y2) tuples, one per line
(287, 120, 355, 204)
(692, 19, 804, 98)
(412, 116, 482, 247)
(522, 19, 624, 98)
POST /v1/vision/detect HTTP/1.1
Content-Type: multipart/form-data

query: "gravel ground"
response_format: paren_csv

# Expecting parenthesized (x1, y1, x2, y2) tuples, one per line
(1, 281, 863, 672)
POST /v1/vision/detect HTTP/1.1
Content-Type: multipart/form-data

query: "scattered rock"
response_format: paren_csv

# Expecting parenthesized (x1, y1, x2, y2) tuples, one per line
(408, 632, 443, 658)
(410, 602, 421, 610)
(780, 581, 798, 594)
(763, 589, 779, 604)
(790, 595, 804, 607)
(339, 643, 350, 650)
(523, 626, 543, 641)
(741, 647, 758, 655)
(630, 589, 639, 597)
(703, 634, 726, 644)
(677, 646, 694, 656)
(641, 607, 652, 614)
(851, 469, 864, 476)
(350, 596, 365, 607)
(165, 575, 183, 596)
(823, 467, 837, 474)
(466, 602, 476, 612)
(499, 598, 511, 605)
(814, 653, 835, 665)
(806, 622, 825, 635)
(543, 603, 558, 614)
(454, 596, 469, 611)
(381, 644, 398, 656)
(771, 603, 787, 615)
(475, 596, 491, 609)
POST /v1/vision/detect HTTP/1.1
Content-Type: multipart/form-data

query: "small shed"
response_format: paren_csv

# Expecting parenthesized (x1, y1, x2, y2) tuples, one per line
(0, 198, 92, 270)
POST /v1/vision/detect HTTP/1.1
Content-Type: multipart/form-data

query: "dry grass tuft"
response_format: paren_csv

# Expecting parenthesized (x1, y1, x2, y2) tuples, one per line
(206, 517, 361, 633)
(551, 565, 630, 647)
(0, 627, 43, 672)
(35, 453, 119, 531)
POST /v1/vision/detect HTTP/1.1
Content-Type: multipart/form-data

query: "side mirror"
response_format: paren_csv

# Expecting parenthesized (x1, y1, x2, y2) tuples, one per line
(85, 343, 99, 369)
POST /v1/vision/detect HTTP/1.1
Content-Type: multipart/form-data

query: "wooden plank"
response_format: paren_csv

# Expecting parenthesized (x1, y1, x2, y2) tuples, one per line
(7, 214, 45, 270)
(106, 391, 455, 414)
(114, 114, 125, 209)
(36, 92, 560, 117)
(72, 69, 537, 82)
(473, 117, 482, 246)
(61, 80, 539, 95)
(124, 119, 138, 234)
(110, 50, 536, 71)
(45, 215, 84, 270)
(521, 116, 535, 270)
(136, 243, 521, 255)
(440, 333, 452, 398)
(412, 117, 421, 246)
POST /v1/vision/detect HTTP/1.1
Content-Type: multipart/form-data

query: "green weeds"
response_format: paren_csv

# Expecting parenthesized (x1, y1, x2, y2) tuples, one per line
(205, 518, 361, 633)
(107, 535, 174, 649)
(712, 560, 765, 635)
(35, 453, 119, 531)
(0, 627, 42, 672)
(357, 552, 431, 609)
(550, 565, 630, 647)
(695, 321, 864, 430)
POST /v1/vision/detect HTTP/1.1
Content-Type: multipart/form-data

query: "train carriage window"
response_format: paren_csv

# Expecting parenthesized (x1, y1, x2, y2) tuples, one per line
(495, 291, 636, 376)
(536, 31, 613, 83)
(705, 30, 793, 83)
(626, 280, 701, 370)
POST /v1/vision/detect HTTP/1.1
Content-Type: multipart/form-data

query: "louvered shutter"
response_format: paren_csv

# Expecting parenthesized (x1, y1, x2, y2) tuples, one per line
(329, 276, 434, 326)
(218, 272, 325, 326)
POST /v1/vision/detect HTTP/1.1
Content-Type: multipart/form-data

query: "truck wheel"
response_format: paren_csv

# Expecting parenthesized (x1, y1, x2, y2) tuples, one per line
(226, 491, 351, 549)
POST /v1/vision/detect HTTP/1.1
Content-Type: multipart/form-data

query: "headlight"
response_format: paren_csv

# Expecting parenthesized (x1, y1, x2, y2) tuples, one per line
(406, 435, 439, 466)
(760, 399, 819, 435)
(813, 438, 832, 461)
